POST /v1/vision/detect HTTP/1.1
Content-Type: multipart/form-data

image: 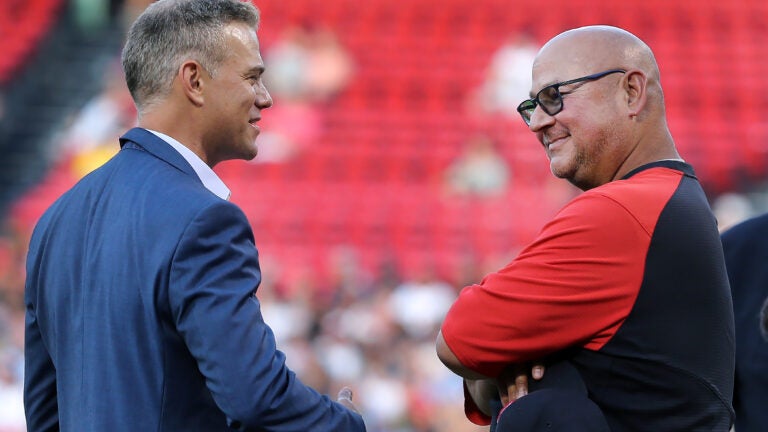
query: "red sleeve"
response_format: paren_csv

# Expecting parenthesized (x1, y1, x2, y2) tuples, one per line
(440, 192, 656, 378)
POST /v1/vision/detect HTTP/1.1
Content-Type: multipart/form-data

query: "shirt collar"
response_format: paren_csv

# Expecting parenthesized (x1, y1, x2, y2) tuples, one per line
(145, 129, 231, 200)
(620, 159, 694, 181)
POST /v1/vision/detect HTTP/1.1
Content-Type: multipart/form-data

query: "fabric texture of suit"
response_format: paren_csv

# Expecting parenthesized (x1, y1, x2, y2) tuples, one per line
(721, 213, 768, 432)
(24, 128, 365, 431)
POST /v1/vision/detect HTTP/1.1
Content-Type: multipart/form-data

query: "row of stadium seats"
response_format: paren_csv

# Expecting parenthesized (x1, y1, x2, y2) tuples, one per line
(8, 0, 768, 282)
(0, 0, 62, 84)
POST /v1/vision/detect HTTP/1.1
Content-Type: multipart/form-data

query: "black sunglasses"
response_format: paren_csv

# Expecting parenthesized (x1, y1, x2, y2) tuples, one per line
(516, 69, 626, 125)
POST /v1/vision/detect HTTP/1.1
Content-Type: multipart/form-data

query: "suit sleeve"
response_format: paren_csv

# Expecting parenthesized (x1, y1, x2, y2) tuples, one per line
(441, 193, 650, 378)
(169, 201, 365, 431)
(23, 295, 60, 431)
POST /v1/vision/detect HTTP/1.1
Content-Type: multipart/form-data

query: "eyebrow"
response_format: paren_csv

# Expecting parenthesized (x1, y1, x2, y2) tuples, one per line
(528, 78, 575, 98)
(529, 86, 547, 99)
(529, 82, 554, 99)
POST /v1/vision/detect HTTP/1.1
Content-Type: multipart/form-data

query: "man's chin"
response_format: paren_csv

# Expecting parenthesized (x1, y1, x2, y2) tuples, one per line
(241, 140, 259, 161)
(223, 147, 258, 164)
(549, 160, 573, 179)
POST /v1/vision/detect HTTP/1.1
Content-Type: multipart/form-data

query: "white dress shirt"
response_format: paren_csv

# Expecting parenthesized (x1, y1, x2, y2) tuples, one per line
(146, 129, 231, 201)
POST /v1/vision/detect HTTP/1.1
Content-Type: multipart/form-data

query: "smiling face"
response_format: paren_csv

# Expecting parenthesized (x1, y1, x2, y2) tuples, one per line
(527, 32, 632, 191)
(201, 23, 272, 166)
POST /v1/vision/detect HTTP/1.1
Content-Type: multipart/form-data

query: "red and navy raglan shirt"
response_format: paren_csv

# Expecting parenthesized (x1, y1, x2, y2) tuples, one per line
(441, 160, 735, 431)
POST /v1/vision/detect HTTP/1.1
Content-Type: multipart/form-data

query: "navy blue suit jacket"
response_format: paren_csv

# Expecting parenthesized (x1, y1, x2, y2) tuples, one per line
(722, 213, 768, 432)
(24, 128, 366, 431)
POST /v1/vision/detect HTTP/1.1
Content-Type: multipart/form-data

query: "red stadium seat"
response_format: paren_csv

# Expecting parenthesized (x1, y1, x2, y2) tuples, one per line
(0, 0, 64, 84)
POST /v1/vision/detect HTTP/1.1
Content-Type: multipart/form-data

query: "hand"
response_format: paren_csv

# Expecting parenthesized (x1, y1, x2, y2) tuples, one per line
(496, 363, 545, 405)
(336, 386, 361, 414)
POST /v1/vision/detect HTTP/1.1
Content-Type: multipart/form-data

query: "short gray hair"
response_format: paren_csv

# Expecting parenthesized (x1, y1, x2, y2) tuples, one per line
(121, 0, 260, 111)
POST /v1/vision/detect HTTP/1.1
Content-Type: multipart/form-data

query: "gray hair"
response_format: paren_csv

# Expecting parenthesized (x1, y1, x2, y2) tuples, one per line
(121, 0, 260, 111)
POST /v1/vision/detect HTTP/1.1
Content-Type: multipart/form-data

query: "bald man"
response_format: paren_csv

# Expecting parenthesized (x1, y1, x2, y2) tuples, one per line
(436, 26, 735, 431)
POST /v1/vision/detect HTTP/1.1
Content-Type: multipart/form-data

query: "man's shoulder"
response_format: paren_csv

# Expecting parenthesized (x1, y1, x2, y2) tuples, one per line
(556, 170, 686, 234)
(723, 212, 768, 240)
(40, 149, 229, 231)
(565, 171, 677, 212)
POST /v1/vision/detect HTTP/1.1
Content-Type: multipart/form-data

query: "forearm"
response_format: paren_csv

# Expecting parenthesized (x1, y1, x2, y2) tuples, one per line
(465, 379, 497, 417)
(172, 205, 365, 430)
(435, 330, 489, 380)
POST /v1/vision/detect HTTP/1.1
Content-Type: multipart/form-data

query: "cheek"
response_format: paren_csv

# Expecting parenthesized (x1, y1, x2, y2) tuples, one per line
(244, 84, 259, 103)
(570, 110, 617, 145)
(219, 81, 253, 106)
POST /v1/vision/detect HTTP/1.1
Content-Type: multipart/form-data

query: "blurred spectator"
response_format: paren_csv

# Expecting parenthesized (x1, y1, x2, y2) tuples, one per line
(264, 26, 311, 100)
(0, 326, 23, 432)
(315, 245, 376, 311)
(58, 61, 136, 178)
(259, 279, 313, 346)
(444, 134, 510, 197)
(71, 0, 110, 32)
(468, 33, 538, 117)
(388, 264, 455, 340)
(253, 102, 323, 162)
(256, 25, 354, 163)
(0, 358, 24, 432)
(712, 192, 755, 232)
(358, 356, 410, 429)
(303, 28, 355, 102)
(264, 25, 353, 103)
(0, 224, 26, 432)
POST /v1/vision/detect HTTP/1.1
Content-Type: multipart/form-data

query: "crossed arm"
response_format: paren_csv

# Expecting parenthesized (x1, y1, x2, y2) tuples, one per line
(436, 330, 544, 417)
(435, 193, 647, 421)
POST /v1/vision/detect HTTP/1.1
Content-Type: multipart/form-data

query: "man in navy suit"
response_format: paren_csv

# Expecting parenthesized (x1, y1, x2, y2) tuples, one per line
(722, 213, 768, 432)
(23, 0, 366, 430)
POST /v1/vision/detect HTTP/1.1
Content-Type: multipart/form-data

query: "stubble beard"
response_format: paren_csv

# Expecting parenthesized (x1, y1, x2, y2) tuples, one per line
(552, 138, 608, 191)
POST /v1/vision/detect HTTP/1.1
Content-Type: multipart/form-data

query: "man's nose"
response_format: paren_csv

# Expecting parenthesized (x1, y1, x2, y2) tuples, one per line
(256, 84, 273, 109)
(528, 105, 555, 131)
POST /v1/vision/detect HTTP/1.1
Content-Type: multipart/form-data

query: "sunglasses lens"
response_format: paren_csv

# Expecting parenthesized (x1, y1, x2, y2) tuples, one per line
(539, 86, 563, 115)
(517, 100, 536, 124)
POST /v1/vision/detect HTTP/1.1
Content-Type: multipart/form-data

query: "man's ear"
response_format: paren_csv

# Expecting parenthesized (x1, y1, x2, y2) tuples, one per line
(625, 69, 647, 118)
(179, 60, 206, 107)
